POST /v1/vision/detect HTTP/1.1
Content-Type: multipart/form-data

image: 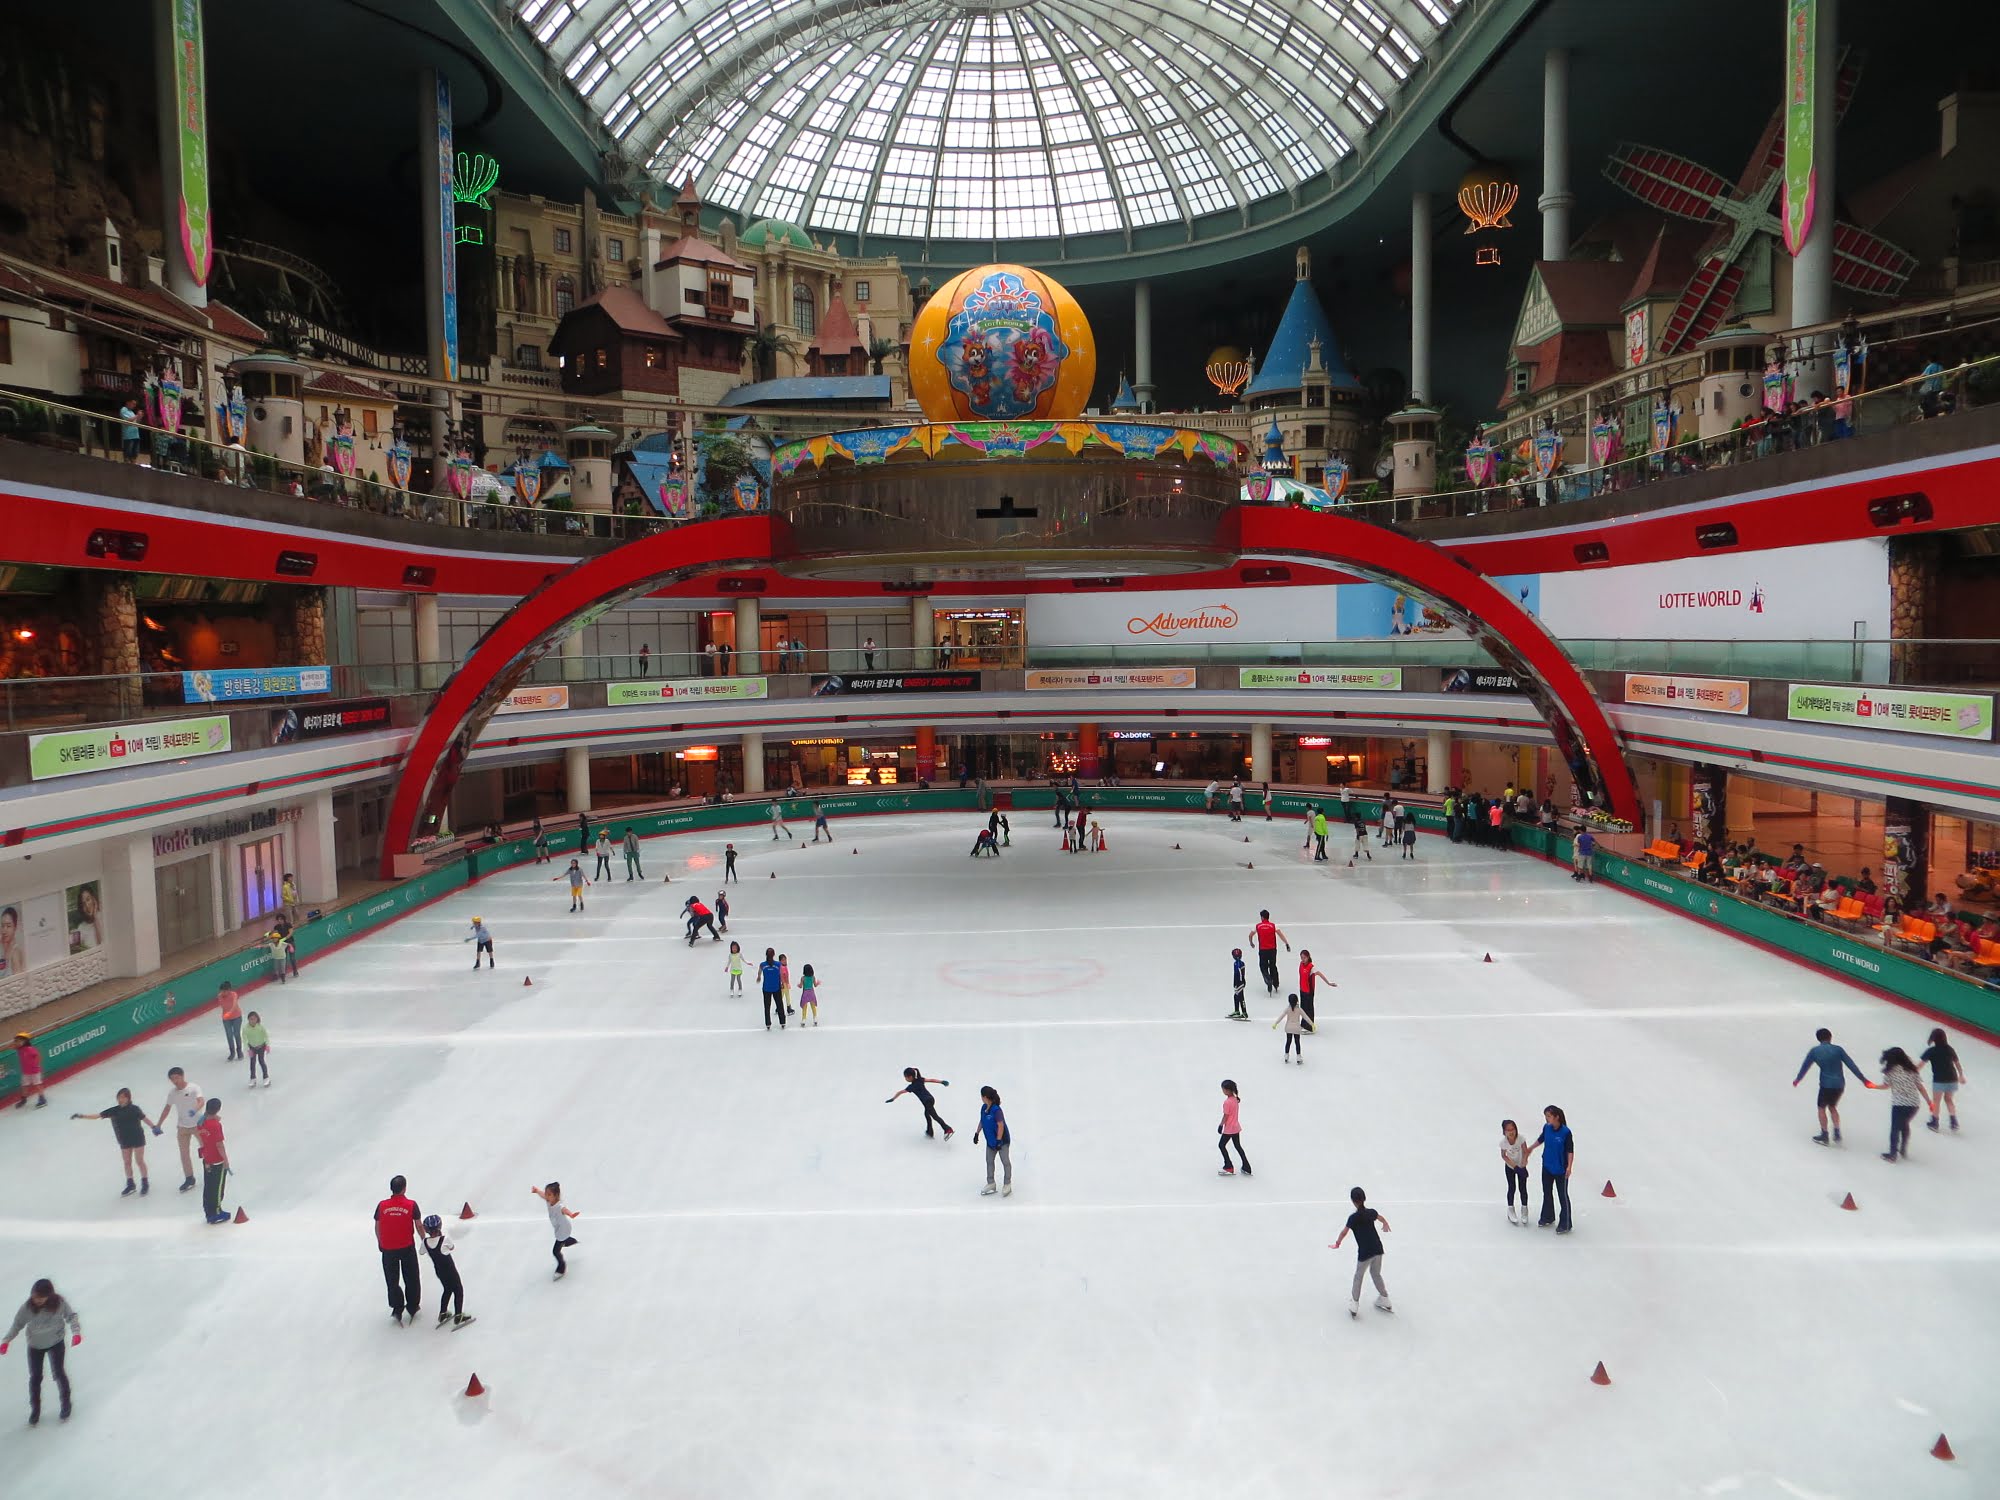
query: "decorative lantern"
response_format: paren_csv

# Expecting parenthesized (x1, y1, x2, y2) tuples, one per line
(906, 263, 1096, 423)
(1458, 164, 1519, 267)
(1203, 345, 1253, 398)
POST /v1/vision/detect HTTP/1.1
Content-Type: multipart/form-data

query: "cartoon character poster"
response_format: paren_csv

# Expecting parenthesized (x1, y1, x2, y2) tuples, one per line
(936, 271, 1071, 421)
(1336, 574, 1541, 639)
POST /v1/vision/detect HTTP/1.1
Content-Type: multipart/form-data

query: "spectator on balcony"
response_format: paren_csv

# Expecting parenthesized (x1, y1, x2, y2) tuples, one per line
(702, 641, 718, 677)
(119, 401, 142, 462)
(1854, 867, 1877, 897)
(1917, 361, 1946, 419)
(637, 644, 650, 676)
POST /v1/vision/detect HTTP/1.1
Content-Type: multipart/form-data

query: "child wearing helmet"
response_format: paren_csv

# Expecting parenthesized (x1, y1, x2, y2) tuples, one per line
(1229, 950, 1247, 1020)
(465, 917, 494, 970)
(420, 1214, 472, 1329)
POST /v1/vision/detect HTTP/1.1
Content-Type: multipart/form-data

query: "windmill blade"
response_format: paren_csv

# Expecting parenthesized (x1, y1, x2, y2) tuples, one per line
(1831, 222, 1920, 296)
(1659, 255, 1748, 356)
(1604, 145, 1729, 224)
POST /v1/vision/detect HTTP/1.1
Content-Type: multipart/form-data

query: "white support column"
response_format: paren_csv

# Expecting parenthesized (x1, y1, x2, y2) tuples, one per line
(1410, 192, 1433, 405)
(1789, 8, 1837, 380)
(1250, 722, 1273, 783)
(412, 594, 440, 689)
(910, 596, 934, 667)
(742, 731, 766, 795)
(733, 597, 760, 675)
(560, 628, 585, 681)
(1538, 49, 1574, 262)
(1133, 280, 1155, 413)
(1426, 730, 1451, 795)
(102, 831, 161, 980)
(565, 746, 592, 815)
(290, 791, 340, 905)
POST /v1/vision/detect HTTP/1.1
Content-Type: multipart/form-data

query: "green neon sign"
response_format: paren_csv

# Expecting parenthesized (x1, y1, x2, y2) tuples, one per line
(452, 152, 499, 246)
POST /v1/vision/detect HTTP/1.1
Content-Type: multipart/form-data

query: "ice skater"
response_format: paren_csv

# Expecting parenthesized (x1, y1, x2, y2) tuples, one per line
(11, 1032, 46, 1109)
(1400, 818, 1418, 860)
(531, 1182, 580, 1277)
(1879, 1048, 1932, 1163)
(466, 917, 495, 969)
(977, 1086, 1013, 1196)
(724, 843, 740, 882)
(811, 803, 831, 843)
(217, 981, 244, 1060)
(1301, 805, 1315, 851)
(779, 953, 792, 1015)
(420, 1215, 473, 1328)
(1296, 951, 1333, 1030)
(684, 897, 719, 944)
(998, 812, 1010, 846)
(1250, 910, 1290, 994)
(798, 963, 820, 1024)
(886, 1068, 953, 1139)
(593, 829, 614, 881)
(244, 1011, 270, 1086)
(1348, 815, 1372, 865)
(1229, 947, 1248, 1020)
(374, 1175, 424, 1324)
(1499, 1119, 1530, 1225)
(1273, 992, 1310, 1063)
(771, 802, 793, 841)
(1921, 1028, 1965, 1132)
(1, 1279, 81, 1425)
(715, 890, 731, 932)
(1217, 1079, 1251, 1176)
(196, 1097, 230, 1224)
(725, 941, 746, 994)
(153, 1066, 205, 1193)
(71, 1087, 149, 1196)
(1331, 1187, 1393, 1316)
(532, 817, 551, 864)
(623, 827, 644, 880)
(759, 947, 788, 1029)
(970, 827, 1000, 856)
(1312, 807, 1329, 861)
(1792, 1027, 1870, 1144)
(1227, 779, 1245, 822)
(1525, 1105, 1574, 1232)
(1570, 828, 1596, 881)
(558, 858, 589, 912)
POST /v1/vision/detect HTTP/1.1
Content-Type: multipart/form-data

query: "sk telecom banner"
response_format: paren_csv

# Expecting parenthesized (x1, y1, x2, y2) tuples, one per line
(270, 699, 392, 742)
(30, 715, 231, 780)
(183, 666, 333, 703)
(1025, 668, 1197, 691)
(607, 677, 769, 705)
(1787, 684, 1992, 740)
(1239, 668, 1402, 691)
(495, 685, 571, 715)
(1623, 674, 1751, 715)
(810, 672, 981, 696)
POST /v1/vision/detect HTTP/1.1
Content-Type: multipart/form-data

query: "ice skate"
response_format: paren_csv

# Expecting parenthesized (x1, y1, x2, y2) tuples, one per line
(1950, 1117, 1959, 1130)
(179, 1176, 196, 1192)
(122, 1180, 136, 1197)
(140, 1179, 149, 1195)
(981, 1184, 998, 1196)
(1240, 1166, 1252, 1176)
(1218, 1166, 1236, 1175)
(58, 1398, 71, 1422)
(452, 1315, 476, 1329)
(1348, 1301, 1359, 1318)
(1833, 1127, 1842, 1142)
(1927, 1116, 1940, 1131)
(437, 1309, 451, 1328)
(1812, 1132, 1829, 1145)
(1002, 1182, 1012, 1195)
(1374, 1297, 1394, 1313)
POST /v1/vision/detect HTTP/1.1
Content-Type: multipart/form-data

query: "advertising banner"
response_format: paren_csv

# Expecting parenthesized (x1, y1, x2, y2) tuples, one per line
(809, 672, 981, 697)
(607, 678, 770, 705)
(433, 72, 458, 381)
(29, 715, 231, 781)
(1336, 576, 1540, 639)
(1537, 538, 1889, 642)
(183, 666, 333, 703)
(1440, 668, 1523, 694)
(1238, 667, 1402, 691)
(1787, 684, 1993, 740)
(270, 699, 392, 742)
(1623, 674, 1752, 715)
(1028, 587, 1340, 647)
(1024, 668, 1198, 691)
(494, 685, 571, 715)
(1781, 0, 1818, 255)
(167, 0, 213, 284)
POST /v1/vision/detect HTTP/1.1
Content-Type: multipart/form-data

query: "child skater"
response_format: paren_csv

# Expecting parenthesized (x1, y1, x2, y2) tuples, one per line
(714, 890, 731, 933)
(420, 1214, 473, 1328)
(1297, 951, 1333, 1030)
(558, 858, 588, 912)
(530, 1182, 580, 1278)
(243, 1011, 270, 1086)
(1499, 1119, 1530, 1225)
(1217, 1079, 1251, 1176)
(1229, 948, 1248, 1020)
(797, 963, 820, 1025)
(1400, 818, 1418, 860)
(885, 1067, 953, 1139)
(465, 917, 494, 969)
(779, 953, 792, 1016)
(70, 1087, 150, 1196)
(1273, 992, 1310, 1064)
(977, 1086, 1013, 1196)
(1349, 814, 1372, 865)
(1331, 1186, 1393, 1316)
(725, 941, 745, 994)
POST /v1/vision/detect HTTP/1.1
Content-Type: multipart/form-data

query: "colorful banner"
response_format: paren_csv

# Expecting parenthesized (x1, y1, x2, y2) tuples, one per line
(448, 452, 474, 501)
(387, 442, 412, 490)
(1651, 401, 1678, 454)
(328, 423, 356, 476)
(1463, 439, 1497, 487)
(494, 685, 571, 715)
(1623, 673, 1752, 715)
(29, 715, 231, 780)
(1786, 684, 1993, 740)
(220, 386, 246, 443)
(733, 473, 762, 512)
(1322, 458, 1349, 503)
(434, 72, 458, 381)
(183, 666, 333, 703)
(606, 678, 769, 705)
(1781, 0, 1817, 255)
(158, 372, 183, 435)
(515, 462, 543, 506)
(660, 474, 692, 518)
(808, 672, 981, 697)
(168, 0, 213, 284)
(1440, 668, 1522, 694)
(1588, 420, 1620, 467)
(1024, 668, 1197, 691)
(1532, 428, 1562, 477)
(1238, 667, 1402, 691)
(1762, 362, 1788, 414)
(269, 699, 392, 742)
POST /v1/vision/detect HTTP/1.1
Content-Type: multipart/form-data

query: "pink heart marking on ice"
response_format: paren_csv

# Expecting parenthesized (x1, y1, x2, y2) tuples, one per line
(939, 958, 1105, 997)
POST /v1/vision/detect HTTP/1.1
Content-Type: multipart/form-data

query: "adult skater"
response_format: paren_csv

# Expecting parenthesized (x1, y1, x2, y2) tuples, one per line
(623, 827, 644, 880)
(1571, 827, 1596, 882)
(970, 827, 1000, 857)
(770, 802, 793, 841)
(1, 1279, 81, 1425)
(71, 1086, 150, 1196)
(1331, 1187, 1392, 1316)
(683, 896, 719, 945)
(1204, 779, 1221, 815)
(724, 842, 739, 882)
(1879, 1048, 1932, 1163)
(217, 980, 244, 1061)
(1921, 1028, 1966, 1132)
(196, 1097, 230, 1224)
(1792, 1027, 1871, 1144)
(1297, 951, 1333, 1029)
(977, 1086, 1013, 1196)
(562, 858, 588, 912)
(1249, 910, 1290, 994)
(11, 1032, 46, 1109)
(593, 829, 614, 881)
(466, 917, 495, 970)
(1349, 813, 1372, 865)
(886, 1068, 953, 1139)
(759, 948, 788, 1030)
(420, 1215, 473, 1328)
(1273, 992, 1310, 1064)
(811, 803, 832, 843)
(576, 811, 592, 855)
(374, 1175, 424, 1324)
(532, 816, 551, 864)
(1216, 1079, 1250, 1176)
(1301, 804, 1315, 852)
(1525, 1105, 1575, 1233)
(1227, 779, 1245, 822)
(1312, 807, 1329, 862)
(244, 1012, 270, 1086)
(152, 1066, 205, 1193)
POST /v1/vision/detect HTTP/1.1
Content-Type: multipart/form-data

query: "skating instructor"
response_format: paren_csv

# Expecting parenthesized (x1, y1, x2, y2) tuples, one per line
(1249, 910, 1291, 995)
(374, 1175, 424, 1325)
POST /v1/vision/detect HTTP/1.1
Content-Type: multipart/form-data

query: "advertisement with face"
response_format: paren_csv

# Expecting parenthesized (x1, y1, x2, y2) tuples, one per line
(1335, 576, 1540, 639)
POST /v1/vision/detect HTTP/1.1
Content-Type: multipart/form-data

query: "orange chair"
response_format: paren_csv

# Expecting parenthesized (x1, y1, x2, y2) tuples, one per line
(1973, 939, 2000, 970)
(1643, 839, 1682, 865)
(1830, 897, 1866, 928)
(1680, 849, 1708, 876)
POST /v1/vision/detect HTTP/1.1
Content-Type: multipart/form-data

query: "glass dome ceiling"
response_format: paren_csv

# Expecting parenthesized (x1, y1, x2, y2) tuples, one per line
(514, 0, 1464, 243)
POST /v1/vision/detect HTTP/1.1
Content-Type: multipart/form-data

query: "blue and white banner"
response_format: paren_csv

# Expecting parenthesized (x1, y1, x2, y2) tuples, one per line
(183, 666, 333, 703)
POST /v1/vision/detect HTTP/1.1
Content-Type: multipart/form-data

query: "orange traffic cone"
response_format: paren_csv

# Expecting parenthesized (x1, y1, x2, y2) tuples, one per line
(1589, 1362, 1611, 1386)
(464, 1373, 486, 1397)
(1840, 1192, 1859, 1211)
(1601, 1181, 1617, 1198)
(1483, 953, 1494, 964)
(459, 1201, 476, 1220)
(233, 1206, 249, 1224)
(1931, 1434, 1955, 1461)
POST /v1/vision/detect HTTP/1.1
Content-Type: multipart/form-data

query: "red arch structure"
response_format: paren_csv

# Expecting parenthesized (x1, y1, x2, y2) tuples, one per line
(379, 509, 1639, 874)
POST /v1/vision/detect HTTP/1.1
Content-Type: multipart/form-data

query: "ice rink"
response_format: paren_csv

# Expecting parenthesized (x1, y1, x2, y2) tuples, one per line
(3, 808, 1995, 1499)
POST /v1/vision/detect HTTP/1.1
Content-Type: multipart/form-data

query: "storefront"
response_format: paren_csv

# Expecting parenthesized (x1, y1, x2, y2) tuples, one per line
(931, 607, 1023, 668)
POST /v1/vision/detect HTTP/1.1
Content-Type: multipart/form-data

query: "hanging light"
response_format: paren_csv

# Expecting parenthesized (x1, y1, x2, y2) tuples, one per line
(1459, 164, 1519, 266)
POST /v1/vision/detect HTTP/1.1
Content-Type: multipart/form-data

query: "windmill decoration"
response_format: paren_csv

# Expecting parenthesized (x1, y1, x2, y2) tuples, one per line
(1603, 54, 1916, 356)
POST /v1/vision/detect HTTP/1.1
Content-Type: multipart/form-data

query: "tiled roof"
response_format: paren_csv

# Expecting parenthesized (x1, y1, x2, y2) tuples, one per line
(655, 235, 751, 272)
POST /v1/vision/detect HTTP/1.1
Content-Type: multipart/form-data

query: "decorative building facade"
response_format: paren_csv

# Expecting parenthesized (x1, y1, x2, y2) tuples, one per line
(1239, 249, 1366, 489)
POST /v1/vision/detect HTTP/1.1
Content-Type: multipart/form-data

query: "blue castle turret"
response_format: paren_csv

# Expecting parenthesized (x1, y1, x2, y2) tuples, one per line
(1242, 247, 1364, 491)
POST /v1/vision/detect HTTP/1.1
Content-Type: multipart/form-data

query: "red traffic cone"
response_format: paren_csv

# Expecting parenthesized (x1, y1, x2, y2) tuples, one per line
(1931, 1434, 1955, 1461)
(459, 1201, 476, 1220)
(464, 1373, 486, 1398)
(1839, 1192, 1859, 1211)
(1482, 953, 1494, 964)
(1589, 1361, 1611, 1386)
(1243, 835, 1250, 843)
(523, 975, 533, 987)
(1173, 843, 1181, 850)
(233, 1205, 249, 1224)
(769, 871, 776, 879)
(1601, 1181, 1617, 1198)
(851, 848, 858, 854)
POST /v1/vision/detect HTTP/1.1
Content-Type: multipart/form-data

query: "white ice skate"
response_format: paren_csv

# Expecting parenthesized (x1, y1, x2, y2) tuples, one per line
(981, 1184, 998, 1196)
(1348, 1301, 1359, 1318)
(1002, 1183, 1012, 1196)
(1374, 1297, 1394, 1313)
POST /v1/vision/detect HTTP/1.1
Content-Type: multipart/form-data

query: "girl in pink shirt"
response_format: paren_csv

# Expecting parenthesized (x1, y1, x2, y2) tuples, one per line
(1217, 1080, 1251, 1176)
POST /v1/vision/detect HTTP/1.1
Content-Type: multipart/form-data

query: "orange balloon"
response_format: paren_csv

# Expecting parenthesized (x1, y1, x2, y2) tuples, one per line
(908, 264, 1097, 424)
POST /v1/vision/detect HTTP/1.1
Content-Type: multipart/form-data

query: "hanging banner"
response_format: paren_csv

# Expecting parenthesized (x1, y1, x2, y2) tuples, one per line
(1781, 0, 1817, 256)
(733, 473, 762, 512)
(1786, 684, 1993, 740)
(1238, 668, 1402, 691)
(494, 685, 571, 715)
(516, 463, 543, 506)
(387, 442, 412, 490)
(1588, 420, 1620, 467)
(1531, 428, 1562, 477)
(1243, 473, 1274, 504)
(1762, 363, 1788, 414)
(183, 666, 333, 703)
(166, 0, 213, 285)
(1441, 668, 1523, 694)
(660, 474, 692, 518)
(1463, 439, 1497, 487)
(810, 672, 982, 697)
(328, 424, 356, 476)
(220, 386, 246, 443)
(158, 372, 183, 435)
(1322, 458, 1348, 503)
(606, 678, 770, 705)
(1650, 402, 1677, 454)
(29, 715, 232, 781)
(433, 72, 459, 382)
(270, 698, 392, 742)
(1623, 673, 1752, 715)
(448, 452, 474, 501)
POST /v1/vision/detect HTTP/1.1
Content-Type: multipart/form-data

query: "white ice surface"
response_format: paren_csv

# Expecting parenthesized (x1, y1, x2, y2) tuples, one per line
(3, 812, 1995, 1500)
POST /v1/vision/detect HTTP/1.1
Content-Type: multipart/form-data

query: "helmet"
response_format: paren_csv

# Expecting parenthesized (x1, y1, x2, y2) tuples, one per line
(422, 1214, 442, 1233)
(1231, 948, 1241, 958)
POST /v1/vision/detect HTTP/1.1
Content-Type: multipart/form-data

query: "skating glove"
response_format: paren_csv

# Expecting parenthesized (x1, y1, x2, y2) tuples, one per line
(72, 1334, 81, 1347)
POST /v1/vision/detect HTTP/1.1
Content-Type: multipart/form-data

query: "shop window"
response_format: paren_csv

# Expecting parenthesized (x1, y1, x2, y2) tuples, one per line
(553, 227, 573, 254)
(793, 284, 816, 335)
(554, 275, 576, 318)
(595, 347, 609, 370)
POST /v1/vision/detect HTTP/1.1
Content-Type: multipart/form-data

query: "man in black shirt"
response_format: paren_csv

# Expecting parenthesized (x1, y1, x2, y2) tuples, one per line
(1331, 1186, 1393, 1317)
(72, 1087, 150, 1196)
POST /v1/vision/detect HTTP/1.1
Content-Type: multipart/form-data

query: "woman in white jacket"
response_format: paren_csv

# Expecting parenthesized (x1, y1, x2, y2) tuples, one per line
(2, 1278, 82, 1425)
